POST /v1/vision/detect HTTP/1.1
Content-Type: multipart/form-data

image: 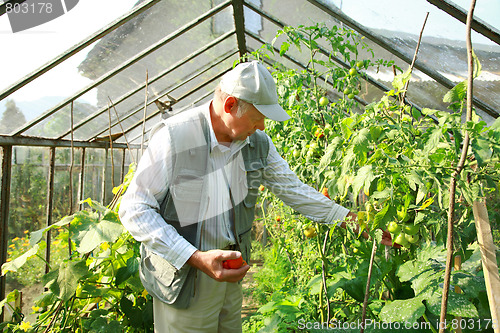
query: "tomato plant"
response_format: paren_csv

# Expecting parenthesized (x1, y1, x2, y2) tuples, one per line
(244, 22, 499, 332)
(1, 165, 155, 333)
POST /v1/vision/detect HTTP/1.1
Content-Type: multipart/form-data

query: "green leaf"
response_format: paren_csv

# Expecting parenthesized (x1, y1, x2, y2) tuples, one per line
(352, 128, 370, 165)
(443, 81, 467, 103)
(379, 297, 426, 323)
(373, 204, 395, 230)
(352, 165, 374, 198)
(392, 68, 411, 91)
(279, 42, 290, 56)
(56, 260, 89, 301)
(0, 289, 20, 311)
(115, 257, 139, 286)
(1, 244, 39, 275)
(415, 186, 426, 205)
(120, 296, 143, 328)
(426, 291, 479, 318)
(397, 260, 433, 283)
(471, 137, 491, 166)
(340, 277, 366, 302)
(421, 108, 439, 116)
(341, 118, 354, 141)
(405, 170, 424, 192)
(319, 139, 341, 170)
(90, 317, 122, 333)
(30, 215, 74, 246)
(81, 198, 107, 213)
(371, 188, 391, 200)
(416, 243, 446, 263)
(423, 127, 443, 153)
(73, 211, 124, 254)
(452, 272, 485, 299)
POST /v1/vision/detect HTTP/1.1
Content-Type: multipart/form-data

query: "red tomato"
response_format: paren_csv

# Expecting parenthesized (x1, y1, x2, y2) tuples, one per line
(222, 257, 247, 269)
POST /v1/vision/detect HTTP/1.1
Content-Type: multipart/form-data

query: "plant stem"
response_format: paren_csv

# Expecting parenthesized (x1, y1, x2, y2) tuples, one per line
(321, 230, 331, 323)
(316, 226, 326, 323)
(400, 12, 429, 108)
(308, 34, 321, 115)
(439, 1, 476, 331)
(423, 312, 438, 333)
(42, 300, 63, 333)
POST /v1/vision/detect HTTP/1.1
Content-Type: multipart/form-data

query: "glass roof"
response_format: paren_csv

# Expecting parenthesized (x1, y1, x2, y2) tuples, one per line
(0, 0, 498, 145)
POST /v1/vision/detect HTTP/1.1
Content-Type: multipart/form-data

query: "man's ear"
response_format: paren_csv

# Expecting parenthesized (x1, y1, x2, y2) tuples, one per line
(223, 96, 237, 114)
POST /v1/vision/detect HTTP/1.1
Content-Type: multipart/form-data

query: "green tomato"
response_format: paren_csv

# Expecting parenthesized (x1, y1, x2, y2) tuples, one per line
(319, 96, 329, 106)
(356, 60, 364, 68)
(349, 68, 357, 76)
(352, 89, 359, 95)
(394, 233, 409, 247)
(347, 93, 355, 99)
(405, 233, 420, 244)
(343, 87, 352, 95)
(370, 125, 383, 141)
(387, 221, 400, 234)
(292, 149, 300, 158)
(403, 223, 419, 235)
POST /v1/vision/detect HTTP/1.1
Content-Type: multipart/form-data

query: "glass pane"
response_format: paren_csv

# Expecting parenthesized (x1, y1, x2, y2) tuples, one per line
(256, 0, 499, 124)
(0, 0, 138, 92)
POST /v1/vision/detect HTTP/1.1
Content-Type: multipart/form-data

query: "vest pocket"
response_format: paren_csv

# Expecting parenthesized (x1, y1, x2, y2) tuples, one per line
(139, 245, 194, 308)
(162, 173, 204, 226)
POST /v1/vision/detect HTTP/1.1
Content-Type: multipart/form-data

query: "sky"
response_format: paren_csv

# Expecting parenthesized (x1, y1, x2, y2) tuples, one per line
(0, 0, 498, 106)
(329, 0, 499, 45)
(0, 0, 138, 104)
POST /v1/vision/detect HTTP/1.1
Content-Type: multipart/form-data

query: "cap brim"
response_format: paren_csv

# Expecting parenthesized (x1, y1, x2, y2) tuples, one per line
(254, 104, 290, 122)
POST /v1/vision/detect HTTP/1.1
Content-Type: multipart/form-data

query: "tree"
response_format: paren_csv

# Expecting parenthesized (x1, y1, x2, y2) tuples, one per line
(0, 99, 27, 134)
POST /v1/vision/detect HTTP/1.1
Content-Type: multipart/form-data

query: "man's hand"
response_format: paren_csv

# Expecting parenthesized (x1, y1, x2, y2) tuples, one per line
(187, 250, 250, 283)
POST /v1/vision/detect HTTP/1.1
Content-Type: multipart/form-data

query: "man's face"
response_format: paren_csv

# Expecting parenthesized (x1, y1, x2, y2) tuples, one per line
(226, 103, 266, 141)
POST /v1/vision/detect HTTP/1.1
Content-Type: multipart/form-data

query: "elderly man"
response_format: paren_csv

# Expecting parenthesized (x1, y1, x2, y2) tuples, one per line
(119, 61, 357, 332)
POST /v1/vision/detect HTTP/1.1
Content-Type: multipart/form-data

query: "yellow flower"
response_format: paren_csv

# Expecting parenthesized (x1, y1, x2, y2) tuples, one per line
(13, 237, 19, 241)
(9, 244, 15, 249)
(32, 305, 40, 312)
(19, 321, 32, 331)
(101, 242, 110, 251)
(142, 289, 148, 298)
(24, 230, 29, 234)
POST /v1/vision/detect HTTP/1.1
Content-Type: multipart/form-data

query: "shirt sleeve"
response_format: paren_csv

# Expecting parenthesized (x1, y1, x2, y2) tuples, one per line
(118, 126, 197, 270)
(261, 134, 349, 224)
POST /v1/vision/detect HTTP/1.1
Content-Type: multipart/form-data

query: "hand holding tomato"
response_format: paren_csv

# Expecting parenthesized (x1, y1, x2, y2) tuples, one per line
(187, 250, 250, 283)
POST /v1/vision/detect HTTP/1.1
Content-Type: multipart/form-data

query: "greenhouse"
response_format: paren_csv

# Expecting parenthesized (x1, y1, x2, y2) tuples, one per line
(0, 0, 499, 332)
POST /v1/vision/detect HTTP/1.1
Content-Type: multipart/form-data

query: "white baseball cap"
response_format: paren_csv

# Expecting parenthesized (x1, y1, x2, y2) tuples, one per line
(219, 61, 290, 121)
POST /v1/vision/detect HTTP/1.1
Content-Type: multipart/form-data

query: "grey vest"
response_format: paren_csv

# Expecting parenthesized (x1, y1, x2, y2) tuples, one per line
(139, 105, 269, 308)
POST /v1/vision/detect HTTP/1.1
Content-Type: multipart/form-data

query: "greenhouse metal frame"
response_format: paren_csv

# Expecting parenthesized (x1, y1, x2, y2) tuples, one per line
(0, 0, 499, 327)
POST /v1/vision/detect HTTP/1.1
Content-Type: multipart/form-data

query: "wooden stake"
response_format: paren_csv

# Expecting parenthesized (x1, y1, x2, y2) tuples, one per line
(473, 200, 500, 333)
